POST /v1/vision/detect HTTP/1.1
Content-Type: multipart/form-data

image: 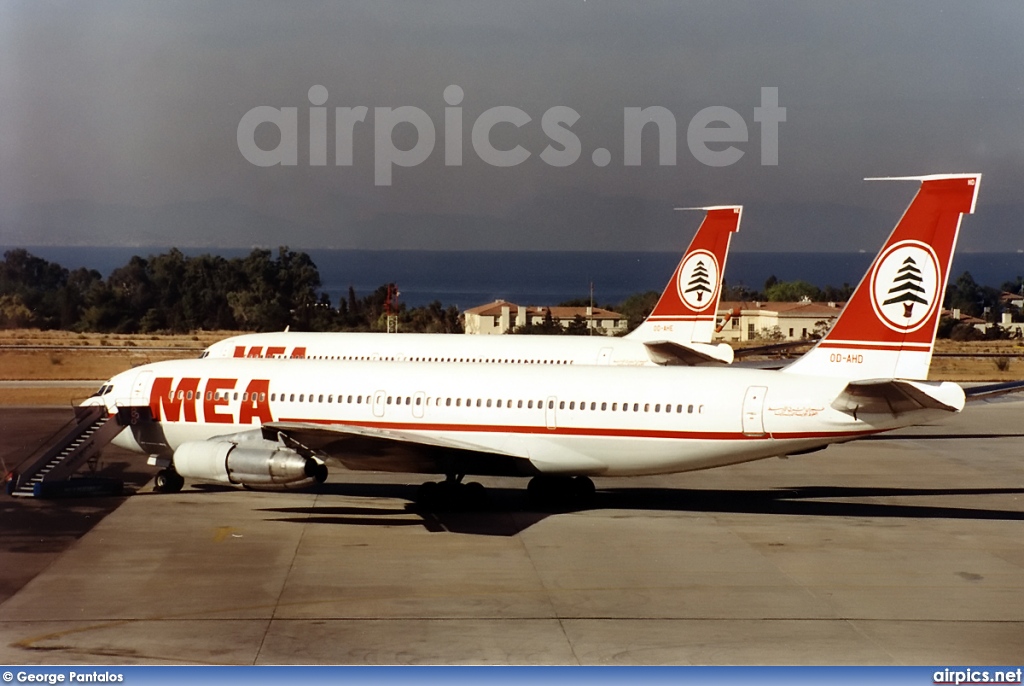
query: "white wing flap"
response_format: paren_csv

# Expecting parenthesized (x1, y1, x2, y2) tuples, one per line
(643, 340, 734, 366)
(831, 380, 965, 417)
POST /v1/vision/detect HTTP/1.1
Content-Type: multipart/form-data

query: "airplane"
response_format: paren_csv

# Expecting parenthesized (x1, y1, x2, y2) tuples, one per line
(82, 174, 987, 508)
(199, 206, 742, 367)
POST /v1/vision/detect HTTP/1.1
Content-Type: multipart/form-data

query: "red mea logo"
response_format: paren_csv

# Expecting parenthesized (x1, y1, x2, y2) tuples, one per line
(232, 346, 307, 359)
(150, 377, 273, 424)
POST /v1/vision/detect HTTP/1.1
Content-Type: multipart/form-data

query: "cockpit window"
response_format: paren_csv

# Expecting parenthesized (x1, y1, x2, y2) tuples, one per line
(90, 383, 113, 398)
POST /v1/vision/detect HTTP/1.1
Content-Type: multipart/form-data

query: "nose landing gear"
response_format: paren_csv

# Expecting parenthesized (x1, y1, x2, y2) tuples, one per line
(154, 468, 184, 493)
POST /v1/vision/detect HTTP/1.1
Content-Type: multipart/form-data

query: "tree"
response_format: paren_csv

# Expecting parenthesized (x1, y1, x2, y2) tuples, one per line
(764, 280, 822, 302)
(616, 291, 659, 333)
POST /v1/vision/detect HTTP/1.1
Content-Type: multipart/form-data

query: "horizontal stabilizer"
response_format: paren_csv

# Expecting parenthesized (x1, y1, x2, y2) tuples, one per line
(963, 380, 1024, 403)
(643, 340, 734, 366)
(831, 379, 965, 418)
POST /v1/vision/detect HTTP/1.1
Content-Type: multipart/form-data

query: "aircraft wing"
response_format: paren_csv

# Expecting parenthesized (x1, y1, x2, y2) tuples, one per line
(962, 380, 1024, 403)
(732, 341, 814, 359)
(260, 421, 532, 476)
(831, 379, 965, 418)
(643, 340, 734, 366)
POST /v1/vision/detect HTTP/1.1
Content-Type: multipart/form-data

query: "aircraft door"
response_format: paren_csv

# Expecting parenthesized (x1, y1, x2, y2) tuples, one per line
(597, 347, 613, 365)
(130, 370, 153, 407)
(741, 385, 767, 436)
(372, 391, 387, 418)
(412, 391, 426, 419)
(545, 395, 557, 430)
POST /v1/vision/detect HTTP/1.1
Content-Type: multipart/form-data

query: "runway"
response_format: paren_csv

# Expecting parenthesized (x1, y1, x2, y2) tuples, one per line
(1, 403, 1023, 664)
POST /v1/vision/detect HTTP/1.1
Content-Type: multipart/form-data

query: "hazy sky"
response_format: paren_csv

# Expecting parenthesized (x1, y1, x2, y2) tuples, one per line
(1, 1, 1022, 252)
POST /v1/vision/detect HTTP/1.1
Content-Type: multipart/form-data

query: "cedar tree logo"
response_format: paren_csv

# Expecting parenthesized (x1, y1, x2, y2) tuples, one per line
(676, 250, 720, 312)
(870, 240, 941, 333)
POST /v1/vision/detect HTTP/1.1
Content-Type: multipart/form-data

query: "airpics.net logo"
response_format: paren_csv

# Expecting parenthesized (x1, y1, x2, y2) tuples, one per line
(237, 85, 786, 186)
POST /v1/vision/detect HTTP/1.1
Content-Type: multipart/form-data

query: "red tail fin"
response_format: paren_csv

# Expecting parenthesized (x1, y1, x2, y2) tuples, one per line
(783, 174, 981, 380)
(626, 206, 741, 344)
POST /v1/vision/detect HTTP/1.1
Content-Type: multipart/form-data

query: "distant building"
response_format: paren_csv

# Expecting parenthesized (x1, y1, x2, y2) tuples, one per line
(464, 299, 627, 336)
(714, 299, 845, 342)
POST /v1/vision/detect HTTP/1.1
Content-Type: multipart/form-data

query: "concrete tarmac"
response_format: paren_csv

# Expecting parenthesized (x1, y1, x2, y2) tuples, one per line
(1, 403, 1023, 665)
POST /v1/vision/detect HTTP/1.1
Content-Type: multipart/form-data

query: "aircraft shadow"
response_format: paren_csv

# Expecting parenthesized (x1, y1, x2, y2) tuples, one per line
(257, 482, 1024, 537)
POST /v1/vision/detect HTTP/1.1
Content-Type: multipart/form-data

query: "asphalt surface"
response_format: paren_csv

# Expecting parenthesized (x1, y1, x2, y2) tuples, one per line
(1, 403, 1023, 664)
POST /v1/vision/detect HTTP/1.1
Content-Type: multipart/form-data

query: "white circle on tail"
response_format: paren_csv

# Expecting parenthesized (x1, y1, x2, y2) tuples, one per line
(870, 240, 941, 333)
(676, 249, 720, 312)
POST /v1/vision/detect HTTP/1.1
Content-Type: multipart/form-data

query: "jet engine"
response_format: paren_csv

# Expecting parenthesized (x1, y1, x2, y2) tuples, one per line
(172, 439, 327, 488)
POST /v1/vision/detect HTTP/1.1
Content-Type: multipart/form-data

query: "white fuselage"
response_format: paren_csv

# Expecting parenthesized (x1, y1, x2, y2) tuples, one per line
(93, 358, 958, 478)
(200, 331, 733, 367)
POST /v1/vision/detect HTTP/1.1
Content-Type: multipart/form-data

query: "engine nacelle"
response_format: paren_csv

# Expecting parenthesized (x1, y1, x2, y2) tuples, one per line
(172, 440, 327, 487)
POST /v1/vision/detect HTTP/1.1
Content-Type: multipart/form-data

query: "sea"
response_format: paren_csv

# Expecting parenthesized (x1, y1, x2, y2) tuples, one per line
(6, 247, 1024, 309)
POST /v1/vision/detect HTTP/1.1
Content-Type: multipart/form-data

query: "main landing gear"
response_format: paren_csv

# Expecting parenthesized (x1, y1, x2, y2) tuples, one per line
(415, 473, 489, 511)
(413, 474, 598, 512)
(527, 475, 595, 510)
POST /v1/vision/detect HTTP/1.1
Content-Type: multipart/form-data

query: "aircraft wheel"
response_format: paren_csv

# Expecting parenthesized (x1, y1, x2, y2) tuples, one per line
(154, 469, 184, 493)
(416, 481, 440, 509)
(571, 476, 596, 507)
(528, 475, 594, 510)
(462, 481, 490, 510)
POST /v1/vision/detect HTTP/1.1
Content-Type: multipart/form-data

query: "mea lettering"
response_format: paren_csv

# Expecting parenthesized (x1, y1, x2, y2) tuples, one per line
(150, 377, 273, 424)
(233, 345, 307, 359)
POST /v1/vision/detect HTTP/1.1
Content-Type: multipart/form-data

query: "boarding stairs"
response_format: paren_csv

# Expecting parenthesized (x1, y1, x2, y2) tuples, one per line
(5, 405, 133, 498)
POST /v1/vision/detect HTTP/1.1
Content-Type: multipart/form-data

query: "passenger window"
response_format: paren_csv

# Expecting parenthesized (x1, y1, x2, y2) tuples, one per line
(517, 400, 523, 408)
(406, 397, 411, 405)
(328, 395, 333, 403)
(289, 394, 295, 402)
(601, 402, 607, 411)
(612, 403, 617, 411)
(528, 400, 534, 409)
(387, 396, 392, 405)
(416, 397, 422, 406)
(687, 404, 694, 413)
(318, 394, 324, 403)
(633, 403, 639, 412)
(569, 401, 575, 410)
(676, 405, 682, 413)
(486, 399, 492, 408)
(548, 400, 554, 409)
(205, 391, 212, 401)
(260, 393, 266, 402)
(446, 398, 452, 406)
(476, 399, 482, 407)
(655, 404, 660, 412)
(456, 398, 462, 407)
(497, 399, 503, 408)
(234, 392, 240, 401)
(559, 401, 565, 410)
(590, 402, 596, 411)
(644, 404, 650, 412)
(299, 394, 304, 402)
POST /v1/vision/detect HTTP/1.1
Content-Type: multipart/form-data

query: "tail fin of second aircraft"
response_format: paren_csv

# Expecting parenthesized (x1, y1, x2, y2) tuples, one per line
(783, 174, 981, 381)
(626, 205, 741, 345)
